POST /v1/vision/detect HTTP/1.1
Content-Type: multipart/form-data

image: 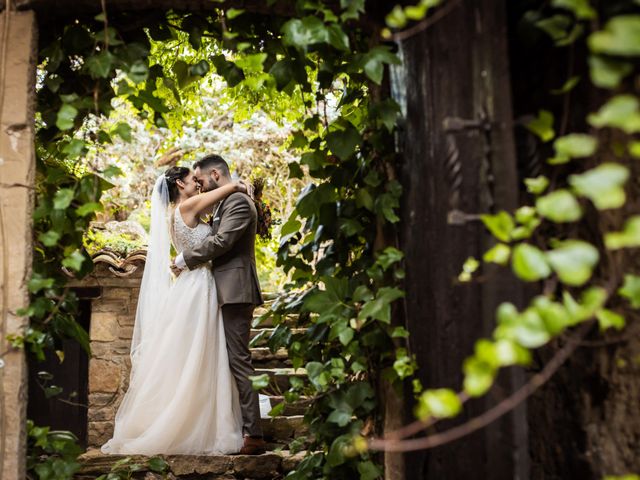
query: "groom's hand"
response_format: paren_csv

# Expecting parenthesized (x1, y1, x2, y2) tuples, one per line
(170, 259, 183, 277)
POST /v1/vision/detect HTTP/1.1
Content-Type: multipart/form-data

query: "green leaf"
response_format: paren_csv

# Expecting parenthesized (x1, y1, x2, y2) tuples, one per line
(511, 243, 551, 282)
(53, 189, 75, 209)
(282, 16, 329, 49)
(85, 50, 115, 78)
(326, 125, 361, 160)
(618, 274, 640, 308)
(551, 75, 580, 95)
(415, 388, 462, 420)
(546, 240, 599, 286)
(480, 211, 514, 242)
(596, 309, 625, 331)
(568, 163, 629, 210)
(147, 457, 168, 472)
(536, 189, 583, 223)
(113, 122, 132, 142)
(605, 216, 640, 249)
(76, 202, 103, 217)
(55, 104, 78, 131)
(62, 250, 86, 272)
(463, 357, 495, 397)
(536, 14, 584, 46)
(248, 373, 270, 390)
(588, 15, 640, 57)
(327, 24, 350, 51)
(588, 56, 633, 89)
(375, 246, 404, 270)
(28, 276, 55, 293)
(524, 175, 549, 195)
(62, 139, 87, 159)
(549, 133, 597, 164)
(385, 5, 407, 29)
(533, 296, 572, 335)
(525, 110, 555, 142)
(458, 256, 480, 282)
(226, 8, 245, 19)
(359, 46, 401, 85)
(189, 59, 210, 77)
(357, 460, 382, 480)
(38, 230, 61, 247)
(127, 60, 149, 83)
(588, 95, 640, 134)
(483, 243, 511, 266)
(358, 287, 404, 324)
(552, 0, 596, 20)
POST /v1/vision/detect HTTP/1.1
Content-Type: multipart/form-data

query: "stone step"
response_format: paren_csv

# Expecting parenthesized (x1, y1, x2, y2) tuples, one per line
(261, 415, 307, 441)
(251, 347, 291, 367)
(255, 368, 306, 394)
(77, 448, 306, 479)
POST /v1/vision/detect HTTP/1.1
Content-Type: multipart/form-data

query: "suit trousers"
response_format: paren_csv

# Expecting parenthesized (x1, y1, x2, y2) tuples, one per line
(221, 303, 263, 437)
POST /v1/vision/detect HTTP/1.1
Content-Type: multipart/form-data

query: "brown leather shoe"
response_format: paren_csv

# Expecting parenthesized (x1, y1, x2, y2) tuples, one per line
(239, 436, 266, 455)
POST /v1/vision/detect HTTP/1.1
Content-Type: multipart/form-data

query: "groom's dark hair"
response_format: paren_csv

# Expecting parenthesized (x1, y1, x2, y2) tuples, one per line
(194, 154, 230, 178)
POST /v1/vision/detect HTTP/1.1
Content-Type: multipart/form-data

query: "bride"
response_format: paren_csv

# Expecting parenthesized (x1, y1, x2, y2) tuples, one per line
(101, 166, 249, 455)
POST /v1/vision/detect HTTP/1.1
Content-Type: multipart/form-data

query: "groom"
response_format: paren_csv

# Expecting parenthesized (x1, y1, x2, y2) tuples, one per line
(172, 154, 265, 455)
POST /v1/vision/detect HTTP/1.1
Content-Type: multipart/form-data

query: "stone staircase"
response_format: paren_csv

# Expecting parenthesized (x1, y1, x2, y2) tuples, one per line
(78, 298, 311, 479)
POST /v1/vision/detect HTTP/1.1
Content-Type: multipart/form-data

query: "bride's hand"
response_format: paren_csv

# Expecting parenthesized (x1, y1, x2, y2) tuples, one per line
(236, 180, 255, 200)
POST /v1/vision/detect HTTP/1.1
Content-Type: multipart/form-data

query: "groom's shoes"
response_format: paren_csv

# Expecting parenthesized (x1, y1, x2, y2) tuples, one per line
(239, 435, 266, 455)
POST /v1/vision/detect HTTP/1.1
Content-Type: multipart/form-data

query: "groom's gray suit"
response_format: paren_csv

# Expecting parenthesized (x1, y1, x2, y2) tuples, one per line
(183, 192, 264, 437)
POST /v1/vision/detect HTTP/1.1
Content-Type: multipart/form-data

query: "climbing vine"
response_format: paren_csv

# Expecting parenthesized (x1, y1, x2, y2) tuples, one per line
(9, 0, 640, 478)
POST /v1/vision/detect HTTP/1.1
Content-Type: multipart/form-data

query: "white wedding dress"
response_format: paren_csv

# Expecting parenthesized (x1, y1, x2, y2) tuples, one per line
(101, 204, 244, 455)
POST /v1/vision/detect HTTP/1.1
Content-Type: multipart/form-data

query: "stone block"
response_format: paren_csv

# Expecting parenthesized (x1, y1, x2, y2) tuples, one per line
(87, 421, 113, 447)
(118, 325, 134, 340)
(232, 453, 282, 478)
(165, 455, 233, 475)
(118, 312, 136, 327)
(92, 298, 129, 315)
(104, 287, 132, 301)
(89, 359, 121, 393)
(90, 312, 118, 342)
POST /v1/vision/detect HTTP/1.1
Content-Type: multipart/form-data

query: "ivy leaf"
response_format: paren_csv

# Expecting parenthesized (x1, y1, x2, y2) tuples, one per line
(588, 56, 633, 89)
(76, 202, 103, 217)
(327, 24, 350, 51)
(483, 243, 511, 266)
(536, 189, 582, 223)
(38, 230, 60, 247)
(127, 60, 148, 83)
(525, 110, 555, 142)
(552, 0, 596, 20)
(605, 216, 640, 249)
(226, 8, 245, 19)
(550, 75, 580, 95)
(210, 55, 244, 87)
(359, 46, 401, 85)
(511, 244, 551, 282)
(248, 373, 270, 391)
(618, 274, 640, 308)
(326, 125, 361, 160)
(596, 309, 625, 331)
(549, 133, 597, 164)
(415, 389, 461, 420)
(85, 50, 115, 79)
(463, 357, 495, 397)
(55, 104, 78, 131)
(113, 122, 132, 142)
(28, 276, 55, 293)
(569, 163, 629, 210)
(62, 250, 86, 272)
(480, 211, 514, 242)
(546, 240, 599, 286)
(588, 15, 640, 57)
(189, 59, 210, 77)
(357, 460, 382, 480)
(524, 175, 549, 195)
(358, 287, 404, 324)
(588, 95, 640, 134)
(282, 16, 329, 50)
(53, 189, 75, 209)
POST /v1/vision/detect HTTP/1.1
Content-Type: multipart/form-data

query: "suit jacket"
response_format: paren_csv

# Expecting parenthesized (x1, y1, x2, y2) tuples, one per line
(183, 192, 263, 307)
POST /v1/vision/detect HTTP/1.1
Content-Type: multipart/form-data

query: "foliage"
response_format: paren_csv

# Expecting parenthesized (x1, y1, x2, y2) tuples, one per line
(26, 420, 82, 480)
(95, 456, 168, 480)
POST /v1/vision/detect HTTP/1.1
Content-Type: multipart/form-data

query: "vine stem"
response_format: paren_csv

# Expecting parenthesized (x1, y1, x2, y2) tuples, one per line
(368, 322, 592, 452)
(392, 0, 463, 42)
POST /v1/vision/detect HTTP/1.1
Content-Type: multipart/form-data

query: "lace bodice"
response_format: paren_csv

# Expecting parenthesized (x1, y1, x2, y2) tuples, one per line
(172, 206, 212, 253)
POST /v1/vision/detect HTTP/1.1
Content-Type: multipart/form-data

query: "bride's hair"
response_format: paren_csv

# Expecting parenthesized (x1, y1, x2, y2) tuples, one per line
(164, 166, 191, 203)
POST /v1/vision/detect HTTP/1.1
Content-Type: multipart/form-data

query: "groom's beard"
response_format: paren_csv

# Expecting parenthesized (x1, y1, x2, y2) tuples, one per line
(203, 179, 219, 192)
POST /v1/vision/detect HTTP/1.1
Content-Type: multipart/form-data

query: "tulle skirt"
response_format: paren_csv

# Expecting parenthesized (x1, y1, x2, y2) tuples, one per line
(101, 266, 244, 455)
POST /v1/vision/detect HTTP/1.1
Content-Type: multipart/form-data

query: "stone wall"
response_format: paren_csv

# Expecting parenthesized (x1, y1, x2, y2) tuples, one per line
(73, 260, 143, 448)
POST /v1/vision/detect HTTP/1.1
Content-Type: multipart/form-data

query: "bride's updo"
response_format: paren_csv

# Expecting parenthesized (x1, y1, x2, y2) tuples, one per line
(164, 166, 191, 203)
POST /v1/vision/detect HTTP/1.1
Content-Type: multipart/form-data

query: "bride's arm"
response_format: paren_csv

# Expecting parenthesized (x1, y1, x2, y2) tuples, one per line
(180, 182, 245, 218)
